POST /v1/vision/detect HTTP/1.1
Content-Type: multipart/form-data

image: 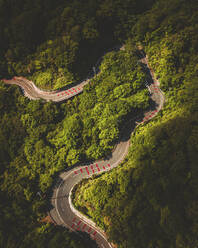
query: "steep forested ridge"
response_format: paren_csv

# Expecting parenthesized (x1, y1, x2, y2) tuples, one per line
(0, 0, 156, 247)
(73, 1, 198, 248)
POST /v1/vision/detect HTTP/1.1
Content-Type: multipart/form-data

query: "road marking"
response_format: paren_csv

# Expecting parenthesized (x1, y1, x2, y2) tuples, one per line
(86, 167, 90, 175)
(72, 217, 76, 222)
(107, 164, 111, 168)
(92, 169, 95, 174)
(95, 163, 98, 167)
(82, 224, 87, 229)
(91, 165, 93, 169)
(88, 227, 92, 232)
(74, 171, 78, 175)
(49, 53, 164, 248)
(80, 168, 83, 173)
(93, 231, 97, 236)
(97, 167, 100, 172)
(77, 220, 81, 225)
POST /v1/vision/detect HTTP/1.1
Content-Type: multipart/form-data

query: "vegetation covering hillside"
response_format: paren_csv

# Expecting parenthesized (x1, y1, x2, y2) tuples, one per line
(0, 0, 155, 247)
(0, 41, 149, 248)
(0, 0, 154, 89)
(73, 0, 198, 247)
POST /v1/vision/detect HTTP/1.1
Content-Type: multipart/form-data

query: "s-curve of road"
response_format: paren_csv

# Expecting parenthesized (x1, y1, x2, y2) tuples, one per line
(2, 48, 165, 248)
(2, 75, 85, 101)
(2, 45, 122, 102)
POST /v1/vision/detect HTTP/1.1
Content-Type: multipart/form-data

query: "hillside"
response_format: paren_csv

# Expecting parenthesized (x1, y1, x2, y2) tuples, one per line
(0, 0, 154, 89)
(1, 0, 198, 247)
(72, 1, 198, 247)
(0, 0, 156, 247)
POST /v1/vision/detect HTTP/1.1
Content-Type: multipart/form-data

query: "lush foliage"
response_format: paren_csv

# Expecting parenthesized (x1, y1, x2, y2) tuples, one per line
(73, 1, 198, 247)
(0, 47, 149, 246)
(0, 0, 154, 89)
(0, 0, 154, 247)
(2, 0, 197, 247)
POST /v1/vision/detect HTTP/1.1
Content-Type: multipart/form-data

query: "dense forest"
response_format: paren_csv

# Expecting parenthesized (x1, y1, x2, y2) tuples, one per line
(0, 0, 154, 89)
(0, 0, 155, 247)
(0, 0, 198, 247)
(73, 0, 198, 248)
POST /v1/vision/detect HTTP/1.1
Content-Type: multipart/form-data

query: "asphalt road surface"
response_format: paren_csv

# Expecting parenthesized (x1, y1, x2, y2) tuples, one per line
(2, 45, 125, 102)
(49, 55, 165, 248)
(2, 49, 165, 248)
(2, 76, 85, 101)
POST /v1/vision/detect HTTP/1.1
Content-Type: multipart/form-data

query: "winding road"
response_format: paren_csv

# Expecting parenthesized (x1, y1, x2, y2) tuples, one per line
(2, 48, 165, 248)
(2, 75, 85, 101)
